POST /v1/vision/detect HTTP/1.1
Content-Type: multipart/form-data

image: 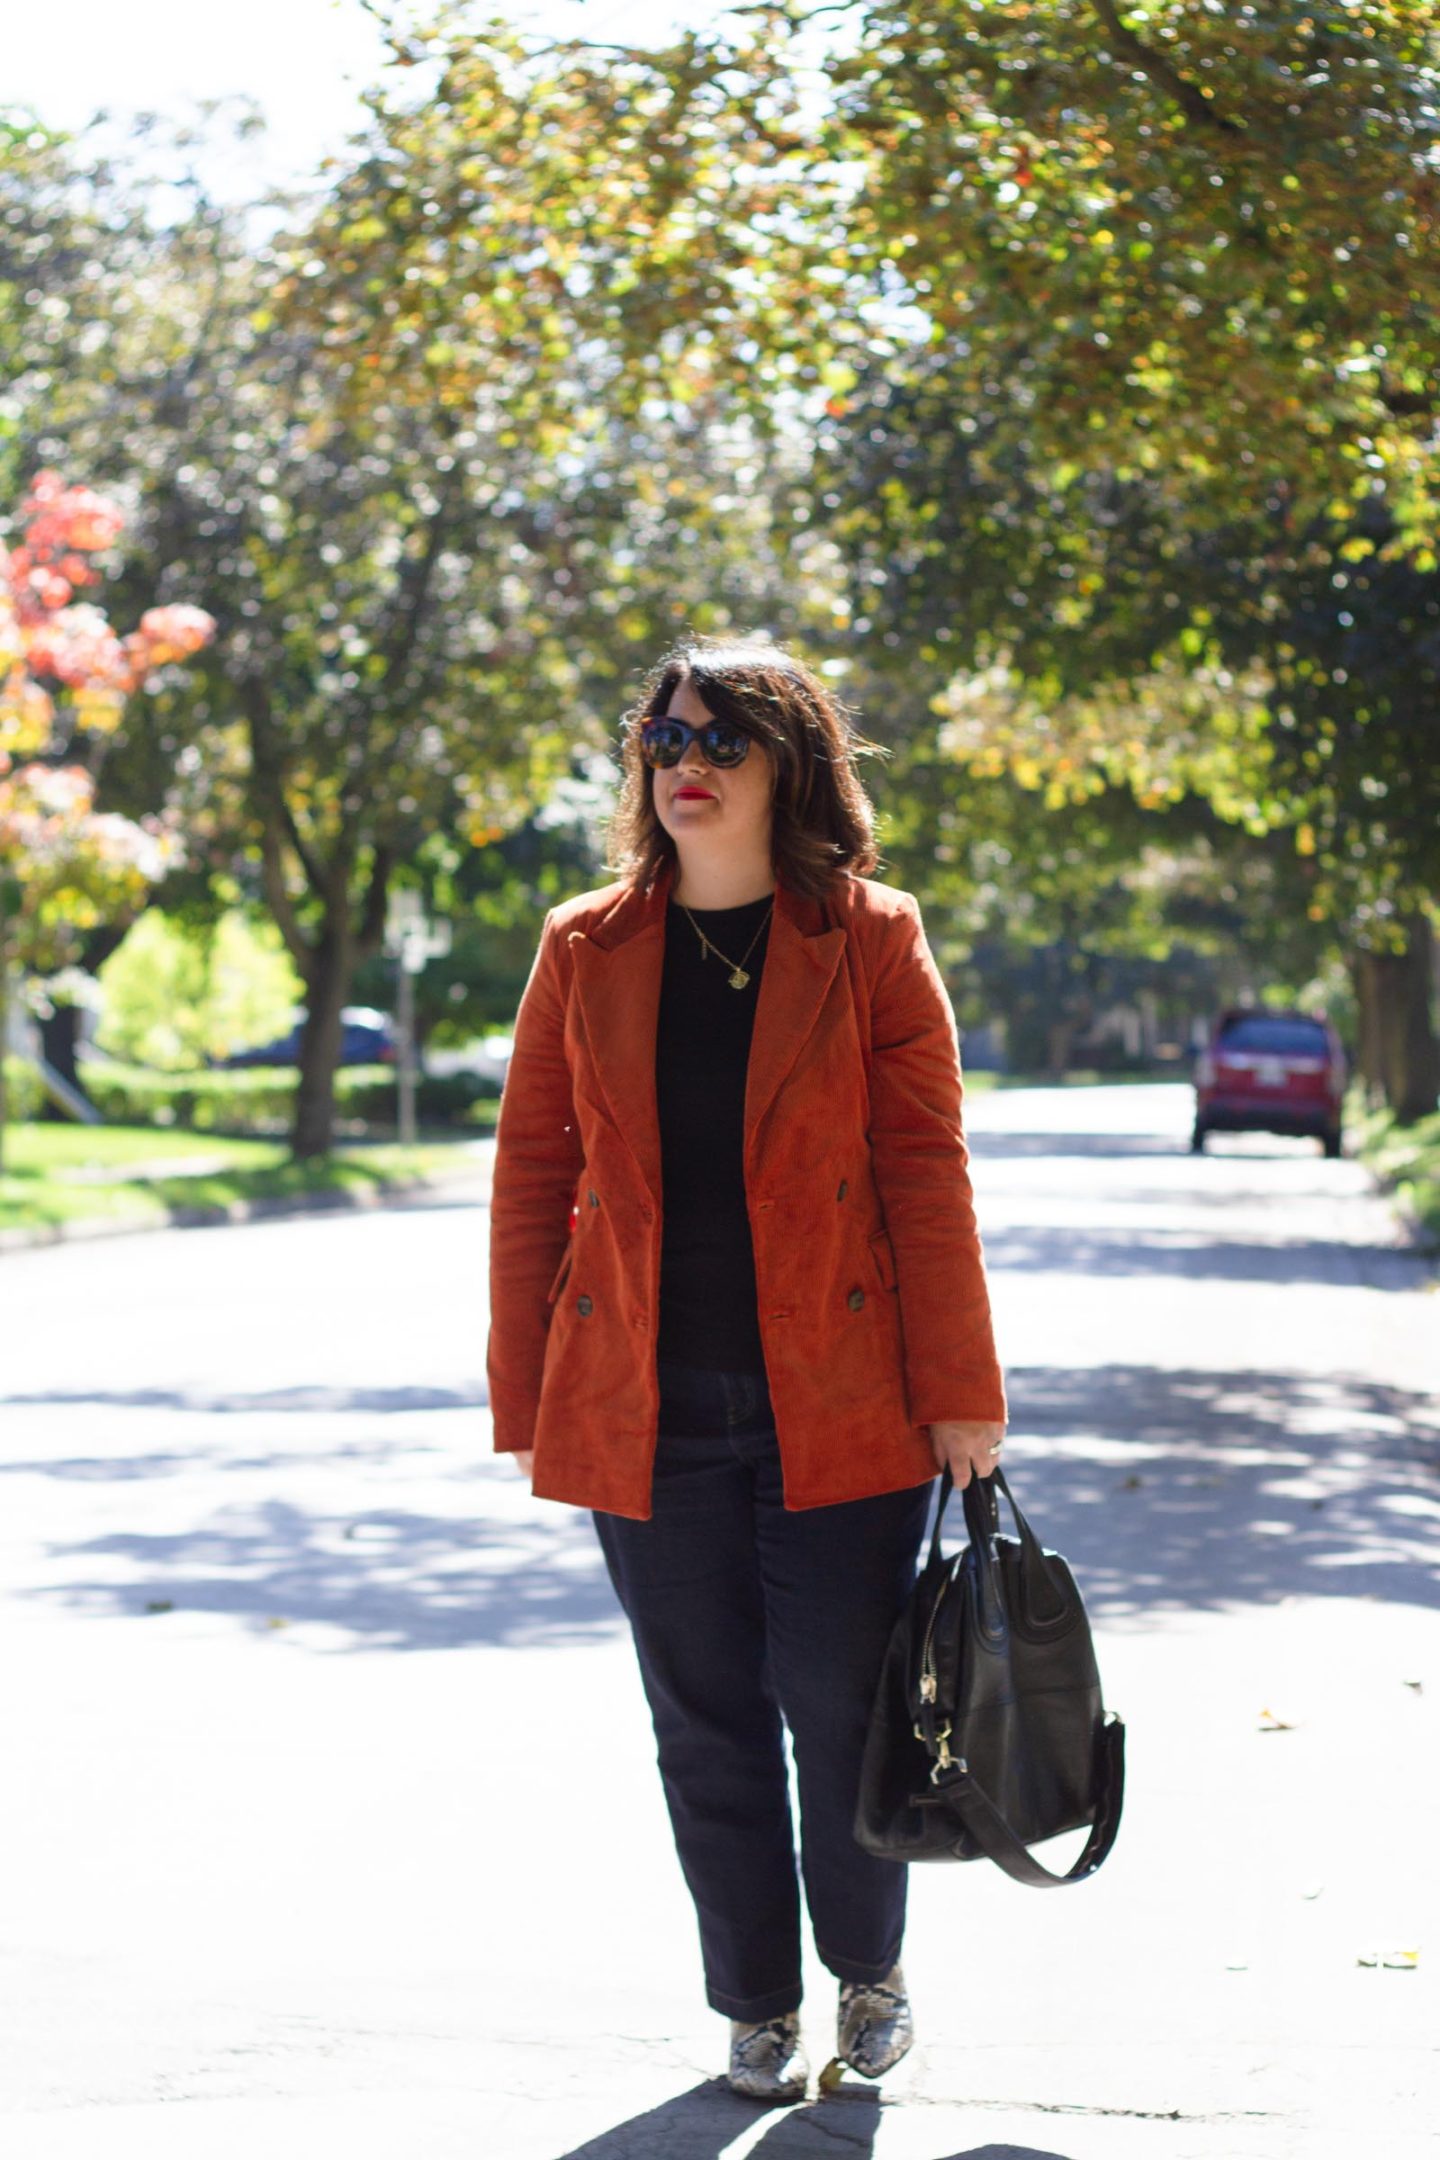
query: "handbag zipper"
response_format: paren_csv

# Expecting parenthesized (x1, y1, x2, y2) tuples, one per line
(914, 1559, 962, 1770)
(918, 1555, 960, 1701)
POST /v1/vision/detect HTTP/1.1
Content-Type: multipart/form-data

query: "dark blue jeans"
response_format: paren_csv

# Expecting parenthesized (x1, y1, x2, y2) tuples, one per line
(592, 1353, 934, 2021)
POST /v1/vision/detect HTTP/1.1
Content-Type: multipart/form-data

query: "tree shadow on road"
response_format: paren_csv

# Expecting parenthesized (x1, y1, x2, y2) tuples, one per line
(10, 1361, 1438, 1649)
(0, 1382, 487, 1416)
(0, 1382, 485, 1416)
(979, 1221, 1427, 1288)
(552, 2077, 1071, 2160)
(984, 1226, 1424, 1287)
(1007, 1359, 1440, 1617)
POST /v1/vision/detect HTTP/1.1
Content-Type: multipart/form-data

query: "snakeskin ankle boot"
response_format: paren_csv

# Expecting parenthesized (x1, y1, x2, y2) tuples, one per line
(835, 1961, 915, 2078)
(727, 2009, 810, 2102)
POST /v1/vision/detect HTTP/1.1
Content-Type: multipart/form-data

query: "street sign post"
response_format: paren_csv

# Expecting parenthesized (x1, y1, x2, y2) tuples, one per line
(383, 892, 451, 1148)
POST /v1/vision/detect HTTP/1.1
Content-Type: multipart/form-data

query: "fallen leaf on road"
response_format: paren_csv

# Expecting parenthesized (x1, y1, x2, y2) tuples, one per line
(143, 1599, 173, 1614)
(1356, 1947, 1420, 1969)
(1258, 1707, 1297, 1731)
(1120, 1475, 1144, 1490)
(1401, 1678, 1423, 1694)
(818, 2056, 846, 2093)
(265, 1616, 289, 1630)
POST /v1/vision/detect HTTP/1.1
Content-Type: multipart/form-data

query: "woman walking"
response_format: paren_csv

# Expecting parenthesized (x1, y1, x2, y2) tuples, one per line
(486, 638, 1008, 2103)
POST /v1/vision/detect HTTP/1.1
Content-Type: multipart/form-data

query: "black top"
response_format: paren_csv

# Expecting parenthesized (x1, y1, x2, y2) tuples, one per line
(654, 890, 774, 1374)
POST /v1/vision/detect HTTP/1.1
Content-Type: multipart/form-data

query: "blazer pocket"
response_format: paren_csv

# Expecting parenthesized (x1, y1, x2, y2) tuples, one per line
(867, 1227, 899, 1293)
(545, 1245, 575, 1306)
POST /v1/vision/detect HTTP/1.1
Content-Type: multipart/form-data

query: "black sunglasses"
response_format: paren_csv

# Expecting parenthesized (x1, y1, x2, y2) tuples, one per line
(634, 714, 754, 769)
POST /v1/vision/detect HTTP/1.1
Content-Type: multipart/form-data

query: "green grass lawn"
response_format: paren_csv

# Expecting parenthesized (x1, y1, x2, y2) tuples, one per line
(1346, 1089, 1440, 1244)
(0, 1125, 484, 1235)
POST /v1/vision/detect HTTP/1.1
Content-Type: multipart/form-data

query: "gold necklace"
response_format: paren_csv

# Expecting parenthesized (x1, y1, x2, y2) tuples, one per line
(678, 897, 774, 990)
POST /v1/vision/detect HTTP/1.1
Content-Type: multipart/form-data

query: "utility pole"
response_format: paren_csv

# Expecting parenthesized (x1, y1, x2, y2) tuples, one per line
(383, 891, 451, 1148)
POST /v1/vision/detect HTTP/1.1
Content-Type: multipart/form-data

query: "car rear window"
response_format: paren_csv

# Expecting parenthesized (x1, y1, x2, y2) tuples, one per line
(1217, 1016, 1330, 1056)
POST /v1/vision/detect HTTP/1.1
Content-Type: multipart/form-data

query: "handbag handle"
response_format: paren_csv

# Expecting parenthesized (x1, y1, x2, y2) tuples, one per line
(930, 1464, 1071, 1627)
(926, 1461, 990, 1570)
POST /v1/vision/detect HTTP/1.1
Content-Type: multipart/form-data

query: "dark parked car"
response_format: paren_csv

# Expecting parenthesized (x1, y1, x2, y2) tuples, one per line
(1192, 1008, 1347, 1157)
(222, 1007, 398, 1069)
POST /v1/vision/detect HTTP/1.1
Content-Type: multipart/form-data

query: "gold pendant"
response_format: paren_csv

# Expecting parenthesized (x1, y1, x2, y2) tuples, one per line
(729, 967, 749, 989)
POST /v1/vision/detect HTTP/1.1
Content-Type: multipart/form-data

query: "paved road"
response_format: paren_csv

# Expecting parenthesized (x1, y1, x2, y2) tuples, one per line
(1, 1085, 1436, 2158)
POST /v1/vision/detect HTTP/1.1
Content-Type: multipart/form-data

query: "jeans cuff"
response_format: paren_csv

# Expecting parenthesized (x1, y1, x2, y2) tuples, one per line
(815, 1935, 904, 1988)
(706, 1976, 804, 2021)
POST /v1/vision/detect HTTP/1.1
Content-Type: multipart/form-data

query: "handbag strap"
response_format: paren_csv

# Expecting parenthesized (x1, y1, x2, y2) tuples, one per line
(928, 1462, 1023, 1566)
(925, 1712, 1126, 1888)
(928, 1462, 978, 1567)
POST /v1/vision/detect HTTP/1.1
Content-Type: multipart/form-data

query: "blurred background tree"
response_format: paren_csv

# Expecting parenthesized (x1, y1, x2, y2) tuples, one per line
(95, 908, 303, 1072)
(0, 456, 213, 1159)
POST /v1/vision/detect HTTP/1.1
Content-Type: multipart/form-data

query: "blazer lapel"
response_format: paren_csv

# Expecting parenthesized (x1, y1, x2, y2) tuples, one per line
(567, 857, 848, 1205)
(744, 881, 848, 1170)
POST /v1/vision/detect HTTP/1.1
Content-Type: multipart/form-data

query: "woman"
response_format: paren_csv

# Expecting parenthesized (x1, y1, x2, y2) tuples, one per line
(486, 638, 1008, 2104)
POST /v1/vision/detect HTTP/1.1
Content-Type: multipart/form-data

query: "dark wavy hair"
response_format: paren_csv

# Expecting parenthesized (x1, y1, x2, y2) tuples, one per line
(602, 636, 890, 901)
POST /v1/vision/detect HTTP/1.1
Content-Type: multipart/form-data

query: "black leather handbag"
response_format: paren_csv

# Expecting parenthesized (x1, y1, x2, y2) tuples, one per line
(853, 1464, 1125, 1886)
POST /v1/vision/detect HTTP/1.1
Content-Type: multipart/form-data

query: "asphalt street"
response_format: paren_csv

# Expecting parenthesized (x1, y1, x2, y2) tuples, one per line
(1, 1083, 1436, 2159)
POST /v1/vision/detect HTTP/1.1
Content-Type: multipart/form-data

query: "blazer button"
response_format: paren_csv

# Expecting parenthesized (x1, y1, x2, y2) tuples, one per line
(577, 1295, 594, 1316)
(847, 1287, 865, 1310)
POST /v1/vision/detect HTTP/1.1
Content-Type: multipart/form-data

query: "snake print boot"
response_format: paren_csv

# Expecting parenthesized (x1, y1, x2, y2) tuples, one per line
(835, 1961, 915, 2078)
(727, 2009, 810, 2102)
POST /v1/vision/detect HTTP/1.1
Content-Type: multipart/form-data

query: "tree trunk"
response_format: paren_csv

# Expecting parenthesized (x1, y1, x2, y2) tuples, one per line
(1347, 947, 1386, 1110)
(292, 919, 352, 1161)
(1371, 912, 1440, 1125)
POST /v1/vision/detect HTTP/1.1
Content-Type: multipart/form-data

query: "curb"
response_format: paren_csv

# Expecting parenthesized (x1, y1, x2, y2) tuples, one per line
(0, 1151, 494, 1257)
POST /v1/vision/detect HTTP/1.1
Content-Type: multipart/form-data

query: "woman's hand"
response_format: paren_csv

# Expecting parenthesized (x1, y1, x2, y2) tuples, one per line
(927, 1419, 1005, 1489)
(510, 1450, 535, 1478)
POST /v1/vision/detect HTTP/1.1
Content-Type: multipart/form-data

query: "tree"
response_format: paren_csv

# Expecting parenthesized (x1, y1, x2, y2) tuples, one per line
(286, 8, 839, 432)
(804, 339, 1439, 1114)
(95, 908, 303, 1071)
(13, 84, 842, 1154)
(824, 0, 1440, 549)
(0, 468, 213, 1161)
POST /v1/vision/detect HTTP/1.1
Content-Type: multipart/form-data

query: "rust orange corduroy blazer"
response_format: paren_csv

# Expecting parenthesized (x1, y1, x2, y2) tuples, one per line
(486, 855, 1008, 1520)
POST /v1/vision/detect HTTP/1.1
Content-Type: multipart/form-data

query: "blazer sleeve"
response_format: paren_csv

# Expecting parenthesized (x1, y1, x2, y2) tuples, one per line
(866, 892, 1008, 1429)
(486, 909, 585, 1454)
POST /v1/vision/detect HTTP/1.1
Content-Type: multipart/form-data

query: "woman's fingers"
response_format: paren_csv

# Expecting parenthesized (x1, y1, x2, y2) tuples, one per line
(927, 1419, 1006, 1488)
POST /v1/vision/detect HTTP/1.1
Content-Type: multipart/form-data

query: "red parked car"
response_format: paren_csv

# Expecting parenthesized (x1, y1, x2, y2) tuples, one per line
(1192, 1008, 1347, 1158)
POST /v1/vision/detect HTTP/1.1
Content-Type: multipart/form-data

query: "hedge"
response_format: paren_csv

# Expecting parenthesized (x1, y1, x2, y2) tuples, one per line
(72, 1062, 501, 1137)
